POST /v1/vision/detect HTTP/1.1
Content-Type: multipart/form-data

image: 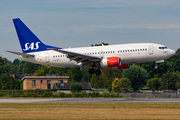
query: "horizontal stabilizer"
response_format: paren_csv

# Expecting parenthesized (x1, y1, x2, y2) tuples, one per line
(6, 51, 34, 57)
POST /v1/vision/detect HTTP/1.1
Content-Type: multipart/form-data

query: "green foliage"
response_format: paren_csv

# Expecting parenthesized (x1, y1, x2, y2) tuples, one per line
(91, 74, 99, 88)
(3, 58, 41, 74)
(26, 63, 35, 73)
(104, 80, 112, 91)
(22, 92, 38, 97)
(112, 78, 120, 91)
(161, 72, 179, 90)
(110, 93, 116, 97)
(176, 81, 180, 89)
(34, 66, 52, 76)
(72, 92, 83, 97)
(12, 59, 20, 65)
(11, 92, 20, 97)
(69, 68, 83, 82)
(91, 42, 109, 46)
(91, 91, 100, 97)
(119, 78, 131, 92)
(100, 91, 109, 98)
(0, 73, 14, 90)
(147, 77, 162, 92)
(81, 68, 92, 82)
(119, 95, 124, 98)
(139, 62, 172, 79)
(0, 92, 6, 97)
(122, 65, 148, 91)
(70, 83, 82, 93)
(0, 73, 22, 90)
(0, 56, 7, 74)
(42, 92, 53, 97)
(98, 68, 122, 88)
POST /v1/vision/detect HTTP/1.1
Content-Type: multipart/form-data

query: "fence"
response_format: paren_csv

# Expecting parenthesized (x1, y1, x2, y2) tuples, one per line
(118, 91, 180, 98)
(0, 90, 180, 98)
(0, 90, 52, 96)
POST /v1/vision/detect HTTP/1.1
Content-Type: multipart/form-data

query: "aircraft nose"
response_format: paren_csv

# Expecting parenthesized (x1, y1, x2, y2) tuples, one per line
(169, 49, 176, 57)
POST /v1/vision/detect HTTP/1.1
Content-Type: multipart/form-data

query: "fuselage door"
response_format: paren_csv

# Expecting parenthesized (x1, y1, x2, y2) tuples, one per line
(45, 53, 50, 63)
(149, 45, 153, 55)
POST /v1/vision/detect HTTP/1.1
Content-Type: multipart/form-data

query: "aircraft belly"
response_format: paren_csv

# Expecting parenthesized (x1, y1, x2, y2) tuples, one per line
(50, 58, 77, 68)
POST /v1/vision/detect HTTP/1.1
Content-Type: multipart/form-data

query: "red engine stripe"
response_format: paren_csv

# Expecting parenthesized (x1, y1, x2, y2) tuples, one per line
(107, 57, 119, 67)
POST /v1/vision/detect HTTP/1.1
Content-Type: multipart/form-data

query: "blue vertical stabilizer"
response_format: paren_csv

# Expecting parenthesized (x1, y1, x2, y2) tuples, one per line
(13, 18, 61, 53)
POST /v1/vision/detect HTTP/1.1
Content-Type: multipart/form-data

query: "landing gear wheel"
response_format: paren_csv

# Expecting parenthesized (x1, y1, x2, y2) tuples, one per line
(155, 63, 158, 69)
(95, 69, 101, 75)
(89, 68, 95, 74)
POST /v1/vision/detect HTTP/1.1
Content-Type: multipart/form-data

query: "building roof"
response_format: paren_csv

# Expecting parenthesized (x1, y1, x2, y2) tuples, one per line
(53, 82, 92, 90)
(11, 73, 33, 80)
(21, 76, 69, 81)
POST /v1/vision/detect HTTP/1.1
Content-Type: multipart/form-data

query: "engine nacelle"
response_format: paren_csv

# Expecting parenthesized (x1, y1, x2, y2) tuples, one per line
(100, 57, 121, 68)
(112, 64, 131, 70)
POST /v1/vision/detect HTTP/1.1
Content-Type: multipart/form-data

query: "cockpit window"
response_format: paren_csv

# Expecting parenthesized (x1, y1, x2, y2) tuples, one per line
(159, 47, 168, 49)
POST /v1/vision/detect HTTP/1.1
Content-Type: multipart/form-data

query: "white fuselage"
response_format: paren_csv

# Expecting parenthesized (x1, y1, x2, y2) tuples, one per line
(21, 43, 175, 68)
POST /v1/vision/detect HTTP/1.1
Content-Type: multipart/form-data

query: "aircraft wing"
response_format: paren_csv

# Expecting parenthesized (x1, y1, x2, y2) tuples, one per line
(6, 51, 34, 57)
(50, 48, 101, 65)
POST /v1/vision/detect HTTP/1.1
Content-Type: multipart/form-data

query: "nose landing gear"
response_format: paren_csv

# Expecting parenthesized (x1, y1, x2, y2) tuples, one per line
(155, 64, 158, 69)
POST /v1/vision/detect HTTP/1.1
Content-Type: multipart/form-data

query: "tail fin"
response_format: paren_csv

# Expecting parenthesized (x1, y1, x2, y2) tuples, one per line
(13, 18, 61, 53)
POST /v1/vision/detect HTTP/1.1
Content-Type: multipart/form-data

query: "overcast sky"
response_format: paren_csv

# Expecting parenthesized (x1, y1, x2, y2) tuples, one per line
(1, 0, 180, 61)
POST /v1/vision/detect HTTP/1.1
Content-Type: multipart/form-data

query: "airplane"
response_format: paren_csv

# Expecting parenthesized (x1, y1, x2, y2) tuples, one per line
(7, 18, 176, 75)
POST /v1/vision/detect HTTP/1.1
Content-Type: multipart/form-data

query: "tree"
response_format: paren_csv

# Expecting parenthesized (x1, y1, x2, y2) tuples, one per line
(0, 73, 14, 90)
(70, 83, 82, 93)
(13, 80, 23, 90)
(34, 66, 57, 76)
(104, 79, 112, 91)
(112, 78, 120, 91)
(119, 78, 131, 92)
(91, 42, 109, 47)
(161, 72, 178, 90)
(91, 68, 122, 89)
(34, 66, 49, 76)
(138, 61, 172, 79)
(90, 74, 99, 88)
(26, 63, 35, 73)
(12, 59, 20, 65)
(147, 77, 162, 92)
(168, 52, 180, 72)
(122, 65, 148, 91)
(81, 68, 92, 82)
(69, 68, 83, 82)
(0, 56, 7, 74)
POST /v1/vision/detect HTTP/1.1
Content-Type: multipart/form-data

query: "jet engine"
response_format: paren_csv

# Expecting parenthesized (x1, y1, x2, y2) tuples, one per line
(100, 57, 121, 68)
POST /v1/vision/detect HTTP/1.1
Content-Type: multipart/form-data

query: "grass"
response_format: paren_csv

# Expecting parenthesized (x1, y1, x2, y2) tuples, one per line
(0, 103, 180, 119)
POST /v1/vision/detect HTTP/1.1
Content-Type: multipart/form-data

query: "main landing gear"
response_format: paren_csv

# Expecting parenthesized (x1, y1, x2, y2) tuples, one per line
(89, 68, 101, 75)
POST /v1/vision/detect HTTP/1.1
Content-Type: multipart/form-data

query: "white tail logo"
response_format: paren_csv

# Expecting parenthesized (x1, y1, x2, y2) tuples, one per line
(23, 42, 40, 51)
